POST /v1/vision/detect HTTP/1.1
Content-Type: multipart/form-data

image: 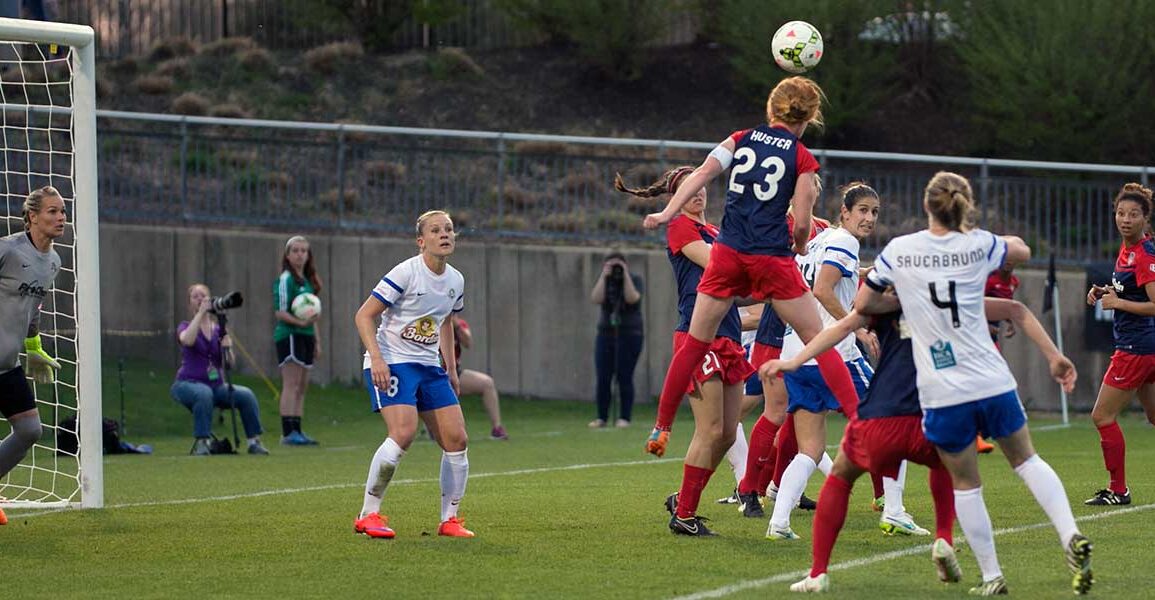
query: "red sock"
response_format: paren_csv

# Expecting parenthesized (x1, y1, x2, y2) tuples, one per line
(1097, 422, 1127, 493)
(772, 413, 798, 489)
(814, 349, 858, 420)
(870, 472, 884, 499)
(810, 474, 852, 577)
(676, 464, 715, 519)
(929, 465, 955, 544)
(656, 336, 711, 430)
(740, 416, 778, 495)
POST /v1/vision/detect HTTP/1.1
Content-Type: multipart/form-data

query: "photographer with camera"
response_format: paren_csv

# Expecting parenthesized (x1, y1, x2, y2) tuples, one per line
(171, 284, 269, 456)
(274, 235, 323, 445)
(589, 251, 644, 428)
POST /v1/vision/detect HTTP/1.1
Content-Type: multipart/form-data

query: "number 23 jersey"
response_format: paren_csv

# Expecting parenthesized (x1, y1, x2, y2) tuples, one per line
(867, 229, 1014, 409)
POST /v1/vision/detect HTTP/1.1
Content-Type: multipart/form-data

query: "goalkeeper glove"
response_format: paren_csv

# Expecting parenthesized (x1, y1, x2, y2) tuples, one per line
(24, 335, 60, 384)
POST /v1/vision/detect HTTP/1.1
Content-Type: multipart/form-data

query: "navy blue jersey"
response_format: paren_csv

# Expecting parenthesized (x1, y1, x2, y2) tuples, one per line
(1111, 237, 1155, 354)
(753, 304, 786, 348)
(856, 311, 921, 420)
(715, 125, 820, 256)
(666, 214, 742, 341)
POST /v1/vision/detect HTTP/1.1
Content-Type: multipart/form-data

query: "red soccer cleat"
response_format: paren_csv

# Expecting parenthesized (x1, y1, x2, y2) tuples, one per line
(0, 506, 7, 525)
(438, 516, 475, 538)
(353, 512, 395, 539)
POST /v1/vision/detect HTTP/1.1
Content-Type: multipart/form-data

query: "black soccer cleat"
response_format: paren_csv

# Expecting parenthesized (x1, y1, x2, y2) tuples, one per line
(738, 491, 764, 518)
(1083, 488, 1131, 506)
(669, 514, 718, 536)
(664, 492, 679, 516)
(798, 493, 817, 511)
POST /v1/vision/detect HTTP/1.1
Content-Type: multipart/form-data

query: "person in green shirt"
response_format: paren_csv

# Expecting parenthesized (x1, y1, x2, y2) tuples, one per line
(274, 235, 323, 445)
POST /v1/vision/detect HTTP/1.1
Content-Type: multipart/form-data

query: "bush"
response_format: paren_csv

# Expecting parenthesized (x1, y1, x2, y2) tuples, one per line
(952, 0, 1155, 161)
(492, 183, 537, 210)
(364, 160, 407, 187)
(428, 47, 485, 80)
(304, 41, 365, 75)
(539, 211, 587, 233)
(202, 37, 257, 58)
(596, 209, 639, 234)
(147, 36, 198, 62)
(237, 48, 276, 74)
(498, 0, 682, 81)
(482, 215, 530, 231)
(132, 74, 174, 95)
(170, 92, 211, 115)
(208, 103, 251, 119)
(714, 0, 899, 140)
(155, 57, 191, 78)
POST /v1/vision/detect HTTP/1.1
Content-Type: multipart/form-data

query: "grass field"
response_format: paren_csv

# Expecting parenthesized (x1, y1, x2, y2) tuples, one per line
(5, 361, 1155, 599)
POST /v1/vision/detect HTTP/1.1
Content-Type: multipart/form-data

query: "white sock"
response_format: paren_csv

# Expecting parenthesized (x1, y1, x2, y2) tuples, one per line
(360, 438, 404, 518)
(440, 449, 470, 522)
(769, 453, 816, 529)
(883, 460, 909, 519)
(816, 452, 833, 476)
(1014, 454, 1079, 547)
(726, 422, 748, 485)
(954, 487, 1002, 582)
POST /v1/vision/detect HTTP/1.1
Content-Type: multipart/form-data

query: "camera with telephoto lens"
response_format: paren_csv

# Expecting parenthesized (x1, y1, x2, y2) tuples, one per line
(209, 291, 244, 313)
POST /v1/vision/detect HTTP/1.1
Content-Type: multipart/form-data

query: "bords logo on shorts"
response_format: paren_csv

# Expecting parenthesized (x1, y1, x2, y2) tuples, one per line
(401, 316, 439, 345)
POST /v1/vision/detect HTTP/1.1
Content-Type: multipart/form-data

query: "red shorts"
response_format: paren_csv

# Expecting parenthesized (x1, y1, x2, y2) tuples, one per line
(1103, 350, 1155, 390)
(673, 332, 755, 394)
(840, 416, 941, 479)
(697, 242, 809, 302)
(749, 342, 784, 380)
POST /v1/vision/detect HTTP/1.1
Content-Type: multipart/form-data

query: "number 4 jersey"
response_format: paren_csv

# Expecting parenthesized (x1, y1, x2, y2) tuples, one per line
(867, 229, 1015, 409)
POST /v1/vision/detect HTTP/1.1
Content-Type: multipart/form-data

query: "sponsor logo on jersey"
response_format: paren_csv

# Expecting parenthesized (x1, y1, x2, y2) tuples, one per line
(448, 288, 457, 298)
(930, 339, 957, 370)
(17, 281, 47, 298)
(400, 316, 439, 345)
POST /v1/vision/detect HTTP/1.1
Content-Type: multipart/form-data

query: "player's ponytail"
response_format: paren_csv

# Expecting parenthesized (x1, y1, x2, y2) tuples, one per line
(1114, 183, 1153, 217)
(923, 172, 974, 232)
(767, 76, 825, 129)
(613, 166, 695, 198)
(22, 186, 61, 232)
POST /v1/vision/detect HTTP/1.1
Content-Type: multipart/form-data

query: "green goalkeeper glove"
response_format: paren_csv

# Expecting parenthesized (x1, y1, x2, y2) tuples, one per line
(24, 335, 60, 384)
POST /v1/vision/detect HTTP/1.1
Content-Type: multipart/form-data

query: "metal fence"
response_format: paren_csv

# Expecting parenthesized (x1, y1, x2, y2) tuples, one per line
(54, 0, 702, 60)
(93, 110, 1153, 265)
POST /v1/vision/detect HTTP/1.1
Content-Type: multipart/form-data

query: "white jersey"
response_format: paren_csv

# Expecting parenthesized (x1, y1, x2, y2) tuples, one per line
(781, 227, 862, 365)
(363, 255, 464, 368)
(867, 228, 1015, 409)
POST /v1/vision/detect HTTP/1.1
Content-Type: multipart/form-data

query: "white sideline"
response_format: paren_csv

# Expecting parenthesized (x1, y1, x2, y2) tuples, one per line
(671, 502, 1155, 600)
(10, 456, 683, 518)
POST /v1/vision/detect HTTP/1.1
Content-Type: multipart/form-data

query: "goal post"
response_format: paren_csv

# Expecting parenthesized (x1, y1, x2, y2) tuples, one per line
(0, 18, 101, 509)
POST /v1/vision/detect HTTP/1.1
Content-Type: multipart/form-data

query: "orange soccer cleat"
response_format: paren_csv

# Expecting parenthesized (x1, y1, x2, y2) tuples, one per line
(0, 506, 7, 525)
(438, 516, 476, 538)
(353, 512, 396, 539)
(976, 436, 996, 454)
(645, 427, 670, 457)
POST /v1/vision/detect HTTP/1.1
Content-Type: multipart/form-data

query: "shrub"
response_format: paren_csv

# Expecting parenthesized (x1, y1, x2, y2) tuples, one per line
(155, 57, 191, 78)
(624, 194, 664, 215)
(539, 211, 587, 233)
(237, 47, 276, 74)
(320, 188, 359, 213)
(147, 36, 198, 62)
(558, 169, 608, 196)
(202, 37, 257, 58)
(304, 41, 364, 75)
(596, 209, 639, 234)
(170, 92, 211, 115)
(133, 74, 174, 95)
(513, 141, 573, 155)
(364, 160, 407, 187)
(492, 183, 537, 210)
(208, 103, 250, 119)
(428, 47, 485, 80)
(482, 215, 530, 231)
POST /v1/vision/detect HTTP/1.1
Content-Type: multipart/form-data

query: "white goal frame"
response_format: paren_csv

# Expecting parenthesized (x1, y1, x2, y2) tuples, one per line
(0, 18, 101, 509)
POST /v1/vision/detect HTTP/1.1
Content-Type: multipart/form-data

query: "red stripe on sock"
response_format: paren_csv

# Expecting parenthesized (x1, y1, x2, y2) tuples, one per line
(1097, 422, 1127, 494)
(656, 335, 711, 430)
(676, 464, 715, 519)
(810, 474, 852, 577)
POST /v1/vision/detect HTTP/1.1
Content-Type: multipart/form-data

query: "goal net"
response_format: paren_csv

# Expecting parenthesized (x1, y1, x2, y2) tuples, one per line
(0, 18, 100, 509)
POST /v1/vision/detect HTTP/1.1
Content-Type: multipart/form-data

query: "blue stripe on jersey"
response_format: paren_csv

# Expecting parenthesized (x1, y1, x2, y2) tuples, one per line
(878, 254, 894, 270)
(823, 260, 854, 277)
(825, 246, 858, 261)
(986, 233, 998, 260)
(371, 290, 392, 306)
(382, 277, 404, 294)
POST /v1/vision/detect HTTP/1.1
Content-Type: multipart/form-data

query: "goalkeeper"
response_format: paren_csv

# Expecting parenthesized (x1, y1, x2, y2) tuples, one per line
(0, 187, 65, 525)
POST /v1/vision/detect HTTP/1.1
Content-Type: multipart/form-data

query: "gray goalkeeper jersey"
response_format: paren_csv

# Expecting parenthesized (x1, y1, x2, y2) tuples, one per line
(0, 232, 60, 373)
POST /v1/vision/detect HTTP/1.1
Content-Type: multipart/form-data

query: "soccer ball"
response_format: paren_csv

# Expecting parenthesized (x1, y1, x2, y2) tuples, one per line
(291, 292, 322, 320)
(771, 21, 823, 74)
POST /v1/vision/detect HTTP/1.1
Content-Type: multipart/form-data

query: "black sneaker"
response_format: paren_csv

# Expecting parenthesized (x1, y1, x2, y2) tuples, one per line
(1083, 488, 1131, 506)
(716, 488, 740, 504)
(798, 493, 817, 510)
(669, 514, 718, 536)
(738, 491, 764, 518)
(1066, 533, 1094, 595)
(664, 492, 679, 516)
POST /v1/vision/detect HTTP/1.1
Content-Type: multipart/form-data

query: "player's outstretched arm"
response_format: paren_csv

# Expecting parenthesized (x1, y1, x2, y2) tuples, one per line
(760, 309, 868, 379)
(853, 281, 900, 316)
(984, 298, 1076, 392)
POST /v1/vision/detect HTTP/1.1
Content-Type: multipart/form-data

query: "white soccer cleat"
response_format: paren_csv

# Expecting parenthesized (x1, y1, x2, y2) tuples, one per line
(880, 512, 931, 536)
(789, 573, 830, 593)
(932, 538, 963, 583)
(766, 522, 801, 540)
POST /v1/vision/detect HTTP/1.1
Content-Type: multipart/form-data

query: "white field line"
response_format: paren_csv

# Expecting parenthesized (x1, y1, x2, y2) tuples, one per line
(671, 501, 1155, 600)
(10, 456, 683, 518)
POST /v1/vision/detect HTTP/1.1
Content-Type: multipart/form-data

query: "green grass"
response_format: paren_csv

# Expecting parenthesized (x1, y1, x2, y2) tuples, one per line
(5, 361, 1155, 598)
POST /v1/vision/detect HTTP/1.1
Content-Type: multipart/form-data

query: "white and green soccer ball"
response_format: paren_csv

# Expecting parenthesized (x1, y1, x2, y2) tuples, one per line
(771, 21, 824, 74)
(291, 292, 322, 320)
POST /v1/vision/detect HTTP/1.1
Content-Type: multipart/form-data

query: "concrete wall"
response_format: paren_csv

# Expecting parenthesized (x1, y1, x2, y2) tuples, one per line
(100, 223, 1104, 411)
